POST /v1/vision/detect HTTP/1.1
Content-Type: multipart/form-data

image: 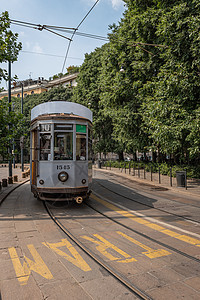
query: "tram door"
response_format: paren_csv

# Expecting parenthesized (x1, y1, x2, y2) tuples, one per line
(31, 129, 38, 185)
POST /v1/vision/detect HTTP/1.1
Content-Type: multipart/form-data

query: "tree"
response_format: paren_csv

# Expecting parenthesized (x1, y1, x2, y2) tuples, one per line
(67, 65, 80, 74)
(100, 0, 200, 163)
(0, 99, 24, 159)
(0, 11, 22, 159)
(5, 86, 74, 159)
(139, 0, 200, 163)
(0, 11, 22, 83)
(73, 46, 121, 159)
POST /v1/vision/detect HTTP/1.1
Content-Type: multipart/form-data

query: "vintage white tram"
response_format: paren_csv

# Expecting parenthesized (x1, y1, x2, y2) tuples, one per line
(30, 101, 93, 203)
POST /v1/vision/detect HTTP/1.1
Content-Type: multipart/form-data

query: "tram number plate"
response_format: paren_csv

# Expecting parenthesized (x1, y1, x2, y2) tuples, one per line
(57, 165, 71, 170)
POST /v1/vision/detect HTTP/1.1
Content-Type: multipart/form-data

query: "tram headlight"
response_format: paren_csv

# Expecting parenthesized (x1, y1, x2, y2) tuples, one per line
(58, 171, 69, 182)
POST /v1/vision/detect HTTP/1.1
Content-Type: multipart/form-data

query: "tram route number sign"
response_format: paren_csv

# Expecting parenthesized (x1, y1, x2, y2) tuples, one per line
(56, 165, 71, 170)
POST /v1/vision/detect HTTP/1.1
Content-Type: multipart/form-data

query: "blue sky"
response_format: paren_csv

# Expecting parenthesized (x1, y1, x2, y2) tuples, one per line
(1, 0, 125, 89)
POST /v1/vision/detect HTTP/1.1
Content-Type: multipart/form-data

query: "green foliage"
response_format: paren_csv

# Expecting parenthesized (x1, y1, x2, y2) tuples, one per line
(70, 0, 200, 165)
(104, 160, 200, 179)
(0, 11, 22, 82)
(0, 99, 24, 158)
(52, 66, 80, 79)
(0, 86, 73, 159)
(67, 65, 80, 74)
(73, 46, 122, 157)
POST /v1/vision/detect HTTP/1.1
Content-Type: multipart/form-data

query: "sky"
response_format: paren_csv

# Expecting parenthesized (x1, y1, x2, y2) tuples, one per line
(0, 0, 125, 89)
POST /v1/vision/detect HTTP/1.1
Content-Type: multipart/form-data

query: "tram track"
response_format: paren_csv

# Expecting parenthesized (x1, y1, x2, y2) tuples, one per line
(1, 178, 200, 299)
(93, 177, 200, 225)
(44, 200, 152, 300)
(0, 179, 150, 299)
(44, 193, 200, 300)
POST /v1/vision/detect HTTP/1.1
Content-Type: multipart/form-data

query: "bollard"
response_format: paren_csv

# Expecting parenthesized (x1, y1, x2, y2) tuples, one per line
(8, 176, 13, 184)
(170, 168, 172, 187)
(144, 166, 146, 179)
(151, 166, 153, 181)
(2, 178, 8, 187)
(159, 167, 161, 184)
(13, 175, 18, 182)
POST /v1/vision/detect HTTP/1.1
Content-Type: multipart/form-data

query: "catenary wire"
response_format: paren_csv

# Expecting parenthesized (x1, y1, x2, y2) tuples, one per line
(21, 50, 84, 60)
(61, 0, 100, 73)
(10, 19, 108, 42)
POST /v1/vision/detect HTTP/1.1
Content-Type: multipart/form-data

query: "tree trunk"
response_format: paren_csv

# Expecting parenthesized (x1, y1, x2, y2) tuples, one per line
(118, 151, 124, 161)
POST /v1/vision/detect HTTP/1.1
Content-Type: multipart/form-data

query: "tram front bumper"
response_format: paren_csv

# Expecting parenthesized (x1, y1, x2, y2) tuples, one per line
(32, 185, 88, 201)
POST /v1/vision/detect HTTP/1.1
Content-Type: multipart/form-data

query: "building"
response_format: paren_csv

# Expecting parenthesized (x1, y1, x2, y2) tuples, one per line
(0, 73, 78, 100)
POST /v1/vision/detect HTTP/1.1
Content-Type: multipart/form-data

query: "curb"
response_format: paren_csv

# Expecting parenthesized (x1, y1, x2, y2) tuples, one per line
(94, 168, 200, 198)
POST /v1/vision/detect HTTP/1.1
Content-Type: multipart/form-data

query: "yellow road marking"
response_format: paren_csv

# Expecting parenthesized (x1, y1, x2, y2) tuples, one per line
(43, 239, 91, 272)
(117, 231, 171, 258)
(91, 194, 200, 247)
(8, 245, 53, 285)
(81, 233, 136, 263)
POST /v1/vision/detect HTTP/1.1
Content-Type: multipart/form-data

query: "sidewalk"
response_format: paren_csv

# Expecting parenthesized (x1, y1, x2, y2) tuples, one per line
(0, 164, 30, 183)
(94, 165, 200, 198)
(0, 164, 30, 203)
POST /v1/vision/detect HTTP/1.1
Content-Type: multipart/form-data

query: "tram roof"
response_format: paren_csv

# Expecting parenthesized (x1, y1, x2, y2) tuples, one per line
(31, 101, 93, 123)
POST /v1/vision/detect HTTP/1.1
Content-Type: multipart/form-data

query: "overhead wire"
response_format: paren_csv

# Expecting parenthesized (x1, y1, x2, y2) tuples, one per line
(10, 1, 103, 75)
(21, 50, 84, 60)
(61, 0, 100, 73)
(10, 16, 108, 42)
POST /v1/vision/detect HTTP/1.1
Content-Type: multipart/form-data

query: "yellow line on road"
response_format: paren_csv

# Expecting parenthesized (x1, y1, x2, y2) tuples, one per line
(91, 194, 200, 247)
(81, 233, 136, 263)
(43, 239, 91, 272)
(9, 245, 53, 285)
(116, 231, 171, 258)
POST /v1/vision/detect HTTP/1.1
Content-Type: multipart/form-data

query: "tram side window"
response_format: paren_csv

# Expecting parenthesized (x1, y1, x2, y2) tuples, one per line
(54, 132, 73, 160)
(88, 128, 92, 161)
(76, 134, 86, 161)
(40, 134, 51, 161)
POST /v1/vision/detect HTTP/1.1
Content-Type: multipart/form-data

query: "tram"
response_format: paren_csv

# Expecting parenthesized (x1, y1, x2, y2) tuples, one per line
(30, 101, 93, 203)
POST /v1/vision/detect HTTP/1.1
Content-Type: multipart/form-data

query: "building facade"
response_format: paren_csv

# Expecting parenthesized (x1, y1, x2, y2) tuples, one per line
(0, 73, 78, 100)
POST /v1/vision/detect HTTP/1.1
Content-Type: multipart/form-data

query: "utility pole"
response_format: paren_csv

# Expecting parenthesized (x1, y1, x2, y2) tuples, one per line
(8, 57, 13, 183)
(21, 83, 24, 172)
(12, 103, 15, 168)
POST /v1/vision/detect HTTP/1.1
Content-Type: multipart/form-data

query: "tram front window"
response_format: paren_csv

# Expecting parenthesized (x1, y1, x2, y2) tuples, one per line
(40, 134, 51, 161)
(76, 134, 86, 161)
(54, 132, 73, 160)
